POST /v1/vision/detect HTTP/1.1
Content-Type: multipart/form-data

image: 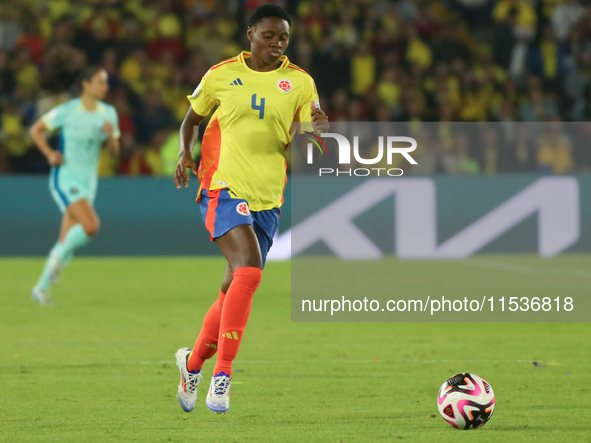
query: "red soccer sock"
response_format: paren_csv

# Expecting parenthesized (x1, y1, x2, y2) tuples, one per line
(213, 267, 262, 377)
(187, 290, 226, 373)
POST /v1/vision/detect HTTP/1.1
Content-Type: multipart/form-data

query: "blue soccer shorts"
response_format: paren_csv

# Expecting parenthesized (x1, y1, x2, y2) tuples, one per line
(199, 189, 280, 267)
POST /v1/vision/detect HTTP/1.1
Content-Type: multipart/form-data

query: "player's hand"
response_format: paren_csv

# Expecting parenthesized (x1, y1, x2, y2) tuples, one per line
(47, 150, 64, 166)
(311, 101, 329, 135)
(174, 152, 199, 189)
(102, 121, 114, 138)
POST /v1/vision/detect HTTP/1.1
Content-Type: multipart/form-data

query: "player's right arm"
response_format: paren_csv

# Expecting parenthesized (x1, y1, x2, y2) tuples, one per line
(30, 103, 70, 167)
(174, 107, 204, 189)
(174, 70, 218, 189)
(29, 119, 63, 167)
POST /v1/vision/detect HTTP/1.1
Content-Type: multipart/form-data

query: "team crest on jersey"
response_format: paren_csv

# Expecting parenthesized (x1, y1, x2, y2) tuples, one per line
(236, 202, 250, 216)
(277, 79, 292, 93)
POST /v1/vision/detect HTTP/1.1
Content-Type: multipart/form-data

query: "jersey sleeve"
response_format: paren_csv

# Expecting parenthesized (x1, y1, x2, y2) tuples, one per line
(187, 70, 219, 116)
(42, 103, 69, 131)
(296, 76, 320, 123)
(109, 106, 121, 139)
(296, 75, 320, 133)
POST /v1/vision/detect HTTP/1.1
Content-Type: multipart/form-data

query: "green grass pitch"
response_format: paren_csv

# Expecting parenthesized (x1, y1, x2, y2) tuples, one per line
(1, 256, 590, 442)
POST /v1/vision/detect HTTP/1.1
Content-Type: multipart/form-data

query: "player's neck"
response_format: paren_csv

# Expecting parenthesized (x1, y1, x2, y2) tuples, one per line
(80, 94, 98, 112)
(246, 53, 281, 72)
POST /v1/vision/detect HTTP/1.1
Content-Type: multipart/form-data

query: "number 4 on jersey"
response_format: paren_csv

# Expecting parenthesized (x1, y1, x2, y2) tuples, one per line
(251, 94, 265, 119)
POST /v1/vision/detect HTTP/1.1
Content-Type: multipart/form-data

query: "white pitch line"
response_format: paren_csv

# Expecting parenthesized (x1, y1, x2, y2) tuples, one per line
(0, 361, 171, 367)
(0, 359, 546, 367)
(455, 258, 591, 280)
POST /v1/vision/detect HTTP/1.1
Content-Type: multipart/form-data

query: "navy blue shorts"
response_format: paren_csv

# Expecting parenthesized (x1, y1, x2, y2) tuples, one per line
(199, 189, 280, 267)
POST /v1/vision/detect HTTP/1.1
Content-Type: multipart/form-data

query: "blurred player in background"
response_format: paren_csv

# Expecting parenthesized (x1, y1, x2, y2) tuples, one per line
(29, 67, 120, 305)
(173, 4, 329, 414)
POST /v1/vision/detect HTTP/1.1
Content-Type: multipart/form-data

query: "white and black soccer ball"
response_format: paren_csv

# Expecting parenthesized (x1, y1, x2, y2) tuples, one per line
(437, 373, 495, 430)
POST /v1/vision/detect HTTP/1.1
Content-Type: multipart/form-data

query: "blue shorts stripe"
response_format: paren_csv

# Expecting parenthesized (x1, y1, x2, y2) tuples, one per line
(58, 132, 65, 153)
(52, 167, 69, 207)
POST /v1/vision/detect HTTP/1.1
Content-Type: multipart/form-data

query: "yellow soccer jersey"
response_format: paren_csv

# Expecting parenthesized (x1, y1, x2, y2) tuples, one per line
(187, 51, 319, 211)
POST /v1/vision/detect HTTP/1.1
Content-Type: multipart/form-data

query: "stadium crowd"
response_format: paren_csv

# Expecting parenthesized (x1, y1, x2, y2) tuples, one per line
(1, 0, 590, 176)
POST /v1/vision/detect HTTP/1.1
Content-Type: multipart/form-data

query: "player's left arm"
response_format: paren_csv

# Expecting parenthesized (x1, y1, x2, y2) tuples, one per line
(299, 76, 329, 135)
(102, 107, 121, 156)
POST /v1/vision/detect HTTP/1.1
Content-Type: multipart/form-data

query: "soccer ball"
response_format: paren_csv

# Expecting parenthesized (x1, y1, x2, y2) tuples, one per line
(437, 373, 495, 430)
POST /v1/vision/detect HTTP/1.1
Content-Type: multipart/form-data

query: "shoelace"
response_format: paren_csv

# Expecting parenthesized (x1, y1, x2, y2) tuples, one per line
(213, 376, 231, 396)
(185, 373, 200, 394)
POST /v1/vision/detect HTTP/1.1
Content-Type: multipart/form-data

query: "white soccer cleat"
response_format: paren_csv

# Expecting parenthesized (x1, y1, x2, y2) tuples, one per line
(175, 348, 202, 412)
(206, 373, 231, 414)
(48, 254, 63, 284)
(32, 286, 53, 305)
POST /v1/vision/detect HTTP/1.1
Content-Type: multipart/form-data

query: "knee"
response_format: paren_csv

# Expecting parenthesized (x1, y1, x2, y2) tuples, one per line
(239, 254, 263, 271)
(84, 219, 100, 237)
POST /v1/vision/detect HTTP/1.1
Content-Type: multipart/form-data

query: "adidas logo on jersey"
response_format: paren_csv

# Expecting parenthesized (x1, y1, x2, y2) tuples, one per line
(230, 78, 243, 85)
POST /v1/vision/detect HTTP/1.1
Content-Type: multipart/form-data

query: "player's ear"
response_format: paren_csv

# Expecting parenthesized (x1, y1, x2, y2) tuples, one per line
(247, 27, 254, 42)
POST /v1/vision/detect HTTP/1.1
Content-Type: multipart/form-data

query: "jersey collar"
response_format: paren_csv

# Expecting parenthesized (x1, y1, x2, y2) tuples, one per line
(75, 100, 106, 114)
(238, 51, 289, 71)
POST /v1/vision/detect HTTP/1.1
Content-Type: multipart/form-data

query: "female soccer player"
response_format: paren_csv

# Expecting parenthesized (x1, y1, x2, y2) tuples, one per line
(30, 67, 120, 305)
(173, 4, 329, 414)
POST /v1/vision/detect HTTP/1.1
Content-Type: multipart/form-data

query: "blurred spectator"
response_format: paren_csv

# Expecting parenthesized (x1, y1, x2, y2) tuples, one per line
(377, 67, 402, 109)
(1, 100, 32, 172)
(453, 0, 494, 30)
(493, 8, 518, 70)
(147, 2, 186, 63)
(411, 128, 459, 174)
(454, 131, 480, 175)
(351, 42, 376, 96)
(482, 125, 504, 174)
(101, 48, 120, 89)
(405, 26, 432, 69)
(13, 48, 39, 99)
(159, 130, 201, 177)
(432, 27, 471, 65)
(537, 119, 574, 174)
(520, 87, 558, 121)
(117, 17, 145, 59)
(15, 23, 45, 64)
(332, 12, 357, 49)
(493, 0, 536, 36)
(513, 124, 537, 171)
(119, 49, 149, 95)
(528, 26, 568, 89)
(76, 12, 116, 65)
(119, 148, 153, 175)
(0, 50, 16, 95)
(144, 129, 172, 175)
(133, 89, 175, 145)
(553, 0, 586, 42)
(312, 45, 351, 98)
(0, 7, 22, 52)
